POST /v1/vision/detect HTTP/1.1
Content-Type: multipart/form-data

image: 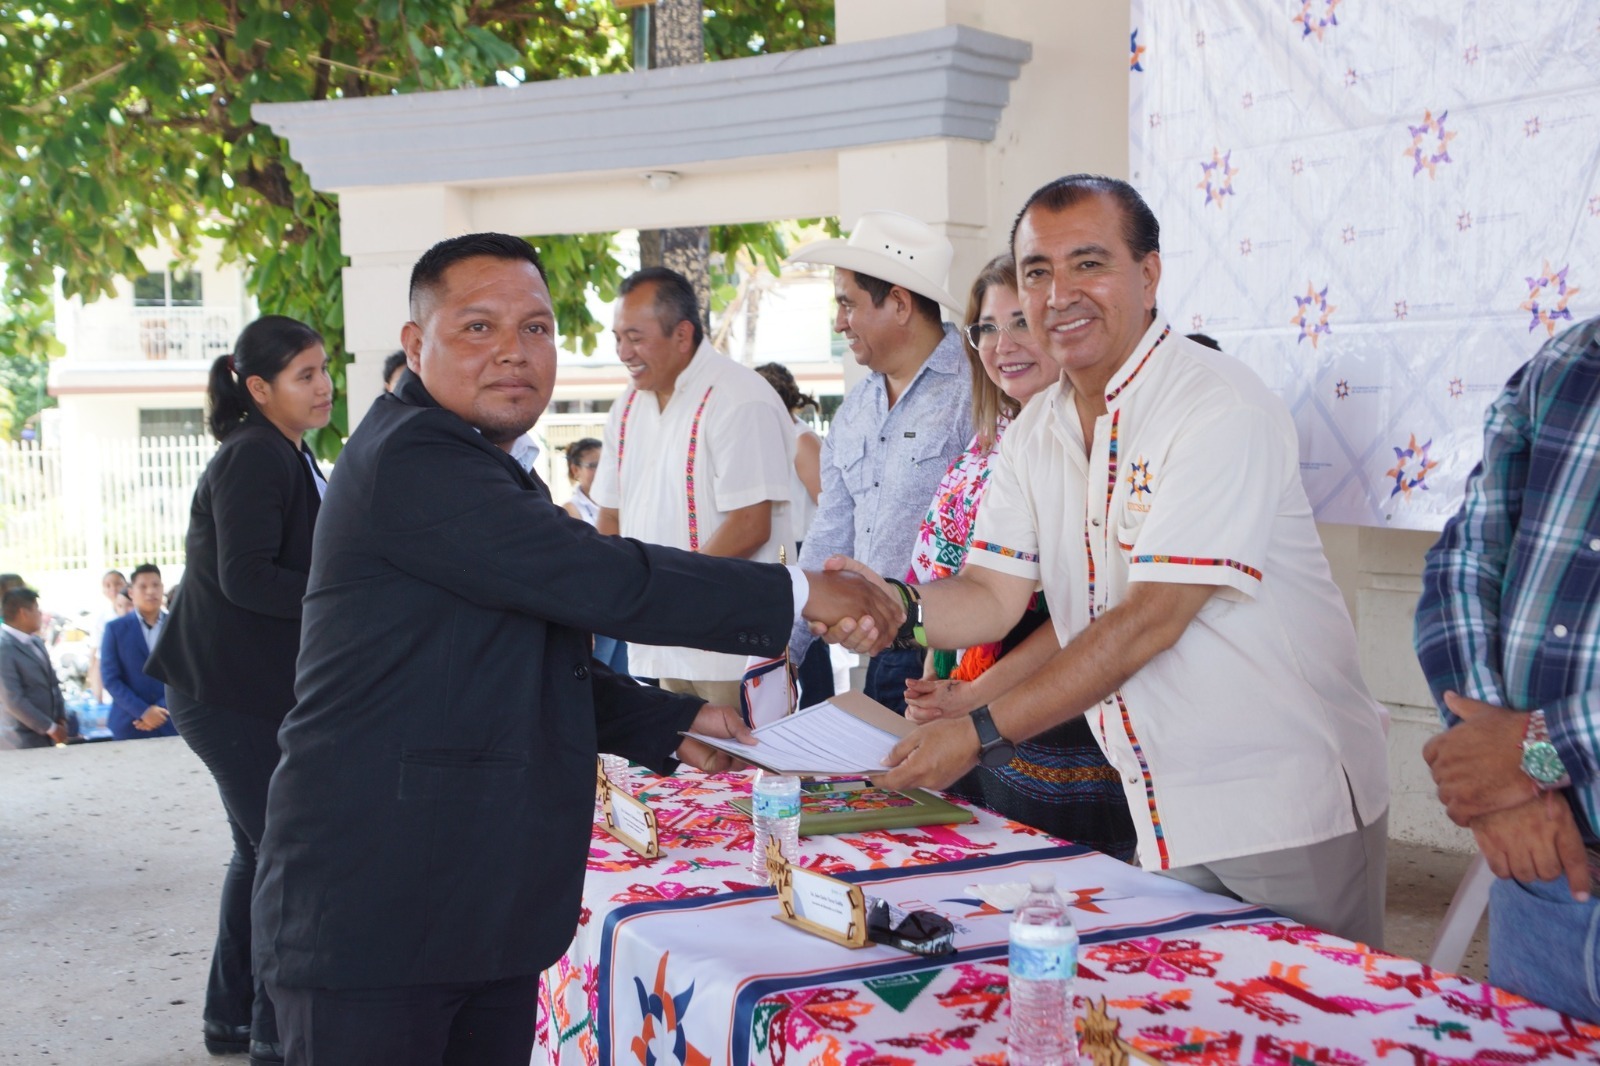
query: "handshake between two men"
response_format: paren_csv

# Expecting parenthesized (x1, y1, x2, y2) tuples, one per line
(684, 553, 1028, 791)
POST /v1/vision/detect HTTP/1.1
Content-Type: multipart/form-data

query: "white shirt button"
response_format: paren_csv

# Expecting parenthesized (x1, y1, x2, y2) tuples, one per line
(1125, 774, 1140, 786)
(1590, 538, 1600, 551)
(1554, 624, 1570, 638)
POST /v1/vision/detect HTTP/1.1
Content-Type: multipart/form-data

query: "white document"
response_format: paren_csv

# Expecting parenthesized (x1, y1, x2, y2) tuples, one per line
(684, 698, 907, 776)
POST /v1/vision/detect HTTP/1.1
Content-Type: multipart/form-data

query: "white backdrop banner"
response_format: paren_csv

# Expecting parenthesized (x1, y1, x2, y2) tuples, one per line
(1129, 1, 1600, 529)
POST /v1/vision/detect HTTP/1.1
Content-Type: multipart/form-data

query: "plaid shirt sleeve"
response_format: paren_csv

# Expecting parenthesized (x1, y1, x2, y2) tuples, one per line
(1413, 363, 1532, 724)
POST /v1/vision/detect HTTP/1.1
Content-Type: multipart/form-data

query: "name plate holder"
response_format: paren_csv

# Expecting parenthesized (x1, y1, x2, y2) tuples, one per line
(597, 759, 659, 859)
(767, 838, 868, 949)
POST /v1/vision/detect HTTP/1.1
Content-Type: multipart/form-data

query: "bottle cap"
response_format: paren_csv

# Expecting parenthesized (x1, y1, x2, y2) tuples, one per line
(1028, 871, 1056, 893)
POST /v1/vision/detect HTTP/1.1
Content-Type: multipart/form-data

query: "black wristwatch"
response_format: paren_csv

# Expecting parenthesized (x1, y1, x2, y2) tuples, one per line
(969, 705, 1016, 769)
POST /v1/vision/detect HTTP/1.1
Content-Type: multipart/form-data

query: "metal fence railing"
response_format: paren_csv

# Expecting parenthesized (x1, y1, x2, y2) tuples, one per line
(0, 436, 216, 576)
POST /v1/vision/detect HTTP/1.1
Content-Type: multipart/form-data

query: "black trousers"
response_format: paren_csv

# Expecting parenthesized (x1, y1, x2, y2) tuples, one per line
(167, 687, 284, 1043)
(269, 975, 540, 1066)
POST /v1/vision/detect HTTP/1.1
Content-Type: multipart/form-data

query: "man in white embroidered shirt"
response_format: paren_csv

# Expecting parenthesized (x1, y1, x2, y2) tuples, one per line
(833, 175, 1391, 945)
(594, 267, 796, 706)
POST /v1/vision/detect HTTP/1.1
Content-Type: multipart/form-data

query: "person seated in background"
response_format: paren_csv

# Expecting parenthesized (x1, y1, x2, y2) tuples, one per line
(901, 253, 1137, 861)
(381, 350, 407, 393)
(101, 563, 178, 740)
(562, 437, 628, 675)
(1, 586, 79, 749)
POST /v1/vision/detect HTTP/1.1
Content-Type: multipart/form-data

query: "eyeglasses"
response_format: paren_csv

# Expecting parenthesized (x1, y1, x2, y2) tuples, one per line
(574, 460, 600, 470)
(963, 316, 1031, 352)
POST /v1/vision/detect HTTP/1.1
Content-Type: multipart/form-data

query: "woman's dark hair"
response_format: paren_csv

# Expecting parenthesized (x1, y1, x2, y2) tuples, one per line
(754, 363, 818, 414)
(566, 437, 601, 463)
(206, 315, 324, 441)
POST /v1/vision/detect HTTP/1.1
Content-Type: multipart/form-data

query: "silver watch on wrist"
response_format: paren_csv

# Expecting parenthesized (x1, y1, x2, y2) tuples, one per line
(1521, 709, 1571, 790)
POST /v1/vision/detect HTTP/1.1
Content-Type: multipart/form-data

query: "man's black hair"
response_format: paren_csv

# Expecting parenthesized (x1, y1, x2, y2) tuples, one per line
(839, 269, 942, 327)
(130, 563, 161, 582)
(409, 233, 545, 318)
(619, 267, 706, 349)
(382, 350, 407, 384)
(1009, 174, 1161, 261)
(1, 586, 38, 622)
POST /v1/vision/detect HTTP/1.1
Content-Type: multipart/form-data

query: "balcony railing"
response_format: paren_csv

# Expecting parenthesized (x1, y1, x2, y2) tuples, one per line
(70, 305, 242, 363)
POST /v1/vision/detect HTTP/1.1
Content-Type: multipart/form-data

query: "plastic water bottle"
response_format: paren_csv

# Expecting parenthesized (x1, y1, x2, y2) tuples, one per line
(750, 772, 802, 884)
(1008, 872, 1077, 1065)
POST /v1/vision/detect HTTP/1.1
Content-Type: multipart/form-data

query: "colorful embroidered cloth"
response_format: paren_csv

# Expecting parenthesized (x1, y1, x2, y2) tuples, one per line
(535, 769, 1597, 1066)
(745, 920, 1600, 1065)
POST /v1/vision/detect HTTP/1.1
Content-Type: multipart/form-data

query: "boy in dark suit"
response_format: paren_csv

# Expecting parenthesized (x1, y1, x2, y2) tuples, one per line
(100, 563, 178, 740)
(1, 587, 78, 749)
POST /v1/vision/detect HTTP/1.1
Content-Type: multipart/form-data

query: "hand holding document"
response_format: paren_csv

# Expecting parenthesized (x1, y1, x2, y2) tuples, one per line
(683, 692, 913, 776)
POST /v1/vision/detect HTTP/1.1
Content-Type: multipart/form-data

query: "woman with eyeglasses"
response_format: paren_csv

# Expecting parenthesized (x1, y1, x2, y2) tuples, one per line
(562, 437, 629, 674)
(901, 254, 1136, 861)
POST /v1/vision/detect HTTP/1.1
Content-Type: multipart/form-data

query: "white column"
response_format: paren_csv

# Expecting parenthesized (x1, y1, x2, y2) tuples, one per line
(338, 185, 473, 431)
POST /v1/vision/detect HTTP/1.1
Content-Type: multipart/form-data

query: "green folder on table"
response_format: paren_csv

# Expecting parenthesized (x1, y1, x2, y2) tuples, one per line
(730, 780, 974, 837)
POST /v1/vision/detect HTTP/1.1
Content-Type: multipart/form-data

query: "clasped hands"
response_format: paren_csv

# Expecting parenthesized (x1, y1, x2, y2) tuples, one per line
(1422, 692, 1591, 900)
(799, 556, 906, 656)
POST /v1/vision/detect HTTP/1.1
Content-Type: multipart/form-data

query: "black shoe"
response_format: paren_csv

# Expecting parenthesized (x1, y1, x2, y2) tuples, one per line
(202, 1019, 251, 1055)
(249, 1039, 284, 1066)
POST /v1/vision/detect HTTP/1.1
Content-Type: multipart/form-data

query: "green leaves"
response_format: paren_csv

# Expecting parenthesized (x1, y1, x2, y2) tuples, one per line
(0, 0, 835, 446)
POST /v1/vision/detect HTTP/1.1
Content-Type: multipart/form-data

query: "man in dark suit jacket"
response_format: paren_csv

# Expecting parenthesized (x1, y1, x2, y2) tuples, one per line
(1, 587, 78, 749)
(253, 233, 899, 1065)
(100, 563, 178, 740)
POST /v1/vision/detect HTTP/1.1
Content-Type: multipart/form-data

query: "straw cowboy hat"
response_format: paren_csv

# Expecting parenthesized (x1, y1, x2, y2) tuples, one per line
(786, 211, 961, 312)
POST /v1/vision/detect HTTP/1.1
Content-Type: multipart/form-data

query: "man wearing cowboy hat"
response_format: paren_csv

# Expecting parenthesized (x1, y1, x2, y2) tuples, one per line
(787, 211, 973, 712)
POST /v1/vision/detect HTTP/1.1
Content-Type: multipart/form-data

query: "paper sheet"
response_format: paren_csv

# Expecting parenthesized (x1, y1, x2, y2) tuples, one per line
(684, 699, 903, 775)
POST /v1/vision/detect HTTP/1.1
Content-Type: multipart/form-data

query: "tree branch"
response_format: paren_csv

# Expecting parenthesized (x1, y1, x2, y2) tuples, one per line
(15, 60, 130, 115)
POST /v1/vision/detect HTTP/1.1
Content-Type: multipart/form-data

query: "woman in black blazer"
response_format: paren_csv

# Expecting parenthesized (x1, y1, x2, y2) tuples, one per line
(147, 315, 332, 1063)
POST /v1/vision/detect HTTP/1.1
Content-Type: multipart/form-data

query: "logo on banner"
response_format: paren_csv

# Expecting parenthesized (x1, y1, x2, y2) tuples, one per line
(1386, 435, 1439, 500)
(1291, 282, 1337, 348)
(1521, 261, 1580, 336)
(1404, 109, 1456, 179)
(1449, 378, 1464, 398)
(1131, 29, 1146, 71)
(1334, 380, 1350, 400)
(1293, 0, 1342, 41)
(1197, 148, 1238, 209)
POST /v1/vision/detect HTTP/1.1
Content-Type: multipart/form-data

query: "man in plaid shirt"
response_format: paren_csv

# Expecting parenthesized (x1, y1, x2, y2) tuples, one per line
(1416, 313, 1600, 1023)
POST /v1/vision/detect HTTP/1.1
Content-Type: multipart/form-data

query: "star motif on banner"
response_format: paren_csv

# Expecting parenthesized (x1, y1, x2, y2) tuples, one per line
(1335, 380, 1350, 400)
(1191, 314, 1205, 330)
(1195, 30, 1206, 47)
(1344, 68, 1358, 87)
(1341, 226, 1356, 244)
(1448, 378, 1464, 398)
(1130, 29, 1147, 71)
(1457, 210, 1473, 231)
(1394, 300, 1408, 320)
(1291, 156, 1305, 176)
(1525, 116, 1542, 138)
(1293, 0, 1342, 42)
(1240, 238, 1253, 256)
(1197, 148, 1239, 209)
(1291, 282, 1337, 348)
(1521, 260, 1581, 337)
(1386, 434, 1439, 500)
(1404, 108, 1456, 179)
(1149, 112, 1163, 129)
(1242, 91, 1254, 109)
(1463, 44, 1479, 64)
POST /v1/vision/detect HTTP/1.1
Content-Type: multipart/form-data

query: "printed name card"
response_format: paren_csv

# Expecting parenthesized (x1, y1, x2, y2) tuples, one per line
(598, 760, 659, 858)
(770, 845, 868, 949)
